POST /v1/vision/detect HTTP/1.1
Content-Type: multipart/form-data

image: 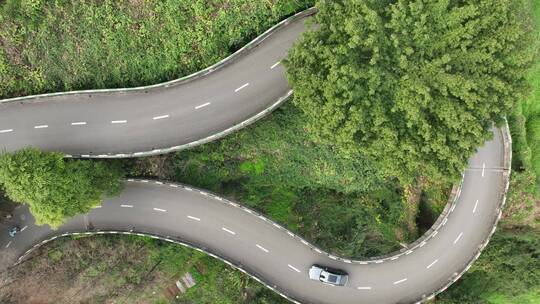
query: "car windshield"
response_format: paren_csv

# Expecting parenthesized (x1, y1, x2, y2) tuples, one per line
(327, 274, 339, 283)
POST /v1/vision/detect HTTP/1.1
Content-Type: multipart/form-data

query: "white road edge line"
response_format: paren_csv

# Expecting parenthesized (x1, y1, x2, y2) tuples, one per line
(195, 102, 211, 110)
(473, 199, 479, 213)
(34, 125, 48, 129)
(256, 244, 269, 253)
(454, 232, 463, 244)
(393, 278, 407, 285)
(187, 215, 201, 221)
(153, 114, 169, 120)
(234, 83, 250, 92)
(71, 122, 87, 125)
(111, 120, 127, 124)
(121, 204, 133, 208)
(426, 259, 438, 269)
(357, 286, 372, 290)
(0, 129, 14, 133)
(288, 264, 301, 273)
(222, 227, 236, 235)
(270, 61, 281, 69)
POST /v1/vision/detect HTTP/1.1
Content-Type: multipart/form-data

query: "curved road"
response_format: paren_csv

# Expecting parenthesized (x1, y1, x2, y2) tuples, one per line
(0, 9, 510, 304)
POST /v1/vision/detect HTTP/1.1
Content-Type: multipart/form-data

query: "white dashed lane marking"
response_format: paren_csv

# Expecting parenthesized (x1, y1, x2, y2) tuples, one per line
(454, 232, 463, 244)
(256, 244, 269, 253)
(20, 226, 28, 232)
(482, 162, 486, 177)
(426, 259, 438, 269)
(270, 61, 281, 69)
(0, 129, 14, 134)
(234, 83, 250, 92)
(288, 264, 301, 273)
(5, 241, 12, 248)
(393, 278, 407, 285)
(153, 115, 169, 120)
(111, 120, 127, 124)
(473, 199, 479, 213)
(71, 122, 87, 126)
(222, 227, 236, 235)
(187, 215, 201, 221)
(195, 102, 211, 110)
(357, 287, 372, 290)
(121, 204, 133, 208)
(34, 125, 48, 129)
(153, 208, 167, 213)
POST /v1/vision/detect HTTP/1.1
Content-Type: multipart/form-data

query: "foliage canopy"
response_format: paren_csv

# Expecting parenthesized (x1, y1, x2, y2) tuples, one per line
(0, 148, 124, 228)
(285, 0, 536, 183)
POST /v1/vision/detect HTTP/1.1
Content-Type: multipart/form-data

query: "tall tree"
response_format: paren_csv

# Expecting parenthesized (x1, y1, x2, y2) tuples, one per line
(285, 0, 536, 183)
(0, 148, 124, 228)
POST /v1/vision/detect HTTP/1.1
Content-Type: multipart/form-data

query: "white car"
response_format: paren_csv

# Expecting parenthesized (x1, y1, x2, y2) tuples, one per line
(309, 264, 349, 286)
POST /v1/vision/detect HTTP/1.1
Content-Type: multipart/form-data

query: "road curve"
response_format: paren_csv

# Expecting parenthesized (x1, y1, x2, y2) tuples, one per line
(0, 8, 511, 304)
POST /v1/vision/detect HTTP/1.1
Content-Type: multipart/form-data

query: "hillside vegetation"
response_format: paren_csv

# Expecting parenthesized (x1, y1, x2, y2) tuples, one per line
(0, 0, 313, 98)
(438, 1, 540, 302)
(0, 148, 124, 228)
(0, 0, 538, 303)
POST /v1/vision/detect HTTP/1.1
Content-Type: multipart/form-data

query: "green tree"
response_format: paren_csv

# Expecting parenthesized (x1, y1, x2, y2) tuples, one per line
(0, 148, 124, 228)
(285, 0, 536, 183)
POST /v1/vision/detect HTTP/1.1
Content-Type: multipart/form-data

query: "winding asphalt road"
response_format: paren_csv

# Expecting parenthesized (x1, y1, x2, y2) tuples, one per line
(0, 9, 510, 304)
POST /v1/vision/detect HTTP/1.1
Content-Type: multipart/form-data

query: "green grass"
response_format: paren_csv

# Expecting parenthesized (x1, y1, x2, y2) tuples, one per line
(146, 104, 442, 258)
(520, 0, 540, 181)
(0, 0, 313, 99)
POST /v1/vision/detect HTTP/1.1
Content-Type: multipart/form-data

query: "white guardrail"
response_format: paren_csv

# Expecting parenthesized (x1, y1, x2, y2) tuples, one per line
(0, 8, 317, 159)
(5, 6, 512, 304)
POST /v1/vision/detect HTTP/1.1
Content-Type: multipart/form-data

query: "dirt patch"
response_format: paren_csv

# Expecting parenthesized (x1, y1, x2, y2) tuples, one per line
(0, 236, 173, 304)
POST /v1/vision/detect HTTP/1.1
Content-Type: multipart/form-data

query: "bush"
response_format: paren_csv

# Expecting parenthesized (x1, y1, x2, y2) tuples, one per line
(0, 148, 124, 228)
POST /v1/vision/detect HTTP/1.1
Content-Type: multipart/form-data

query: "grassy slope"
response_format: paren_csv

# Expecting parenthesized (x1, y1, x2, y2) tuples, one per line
(0, 235, 288, 304)
(0, 0, 313, 98)
(143, 104, 439, 258)
(523, 0, 540, 181)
